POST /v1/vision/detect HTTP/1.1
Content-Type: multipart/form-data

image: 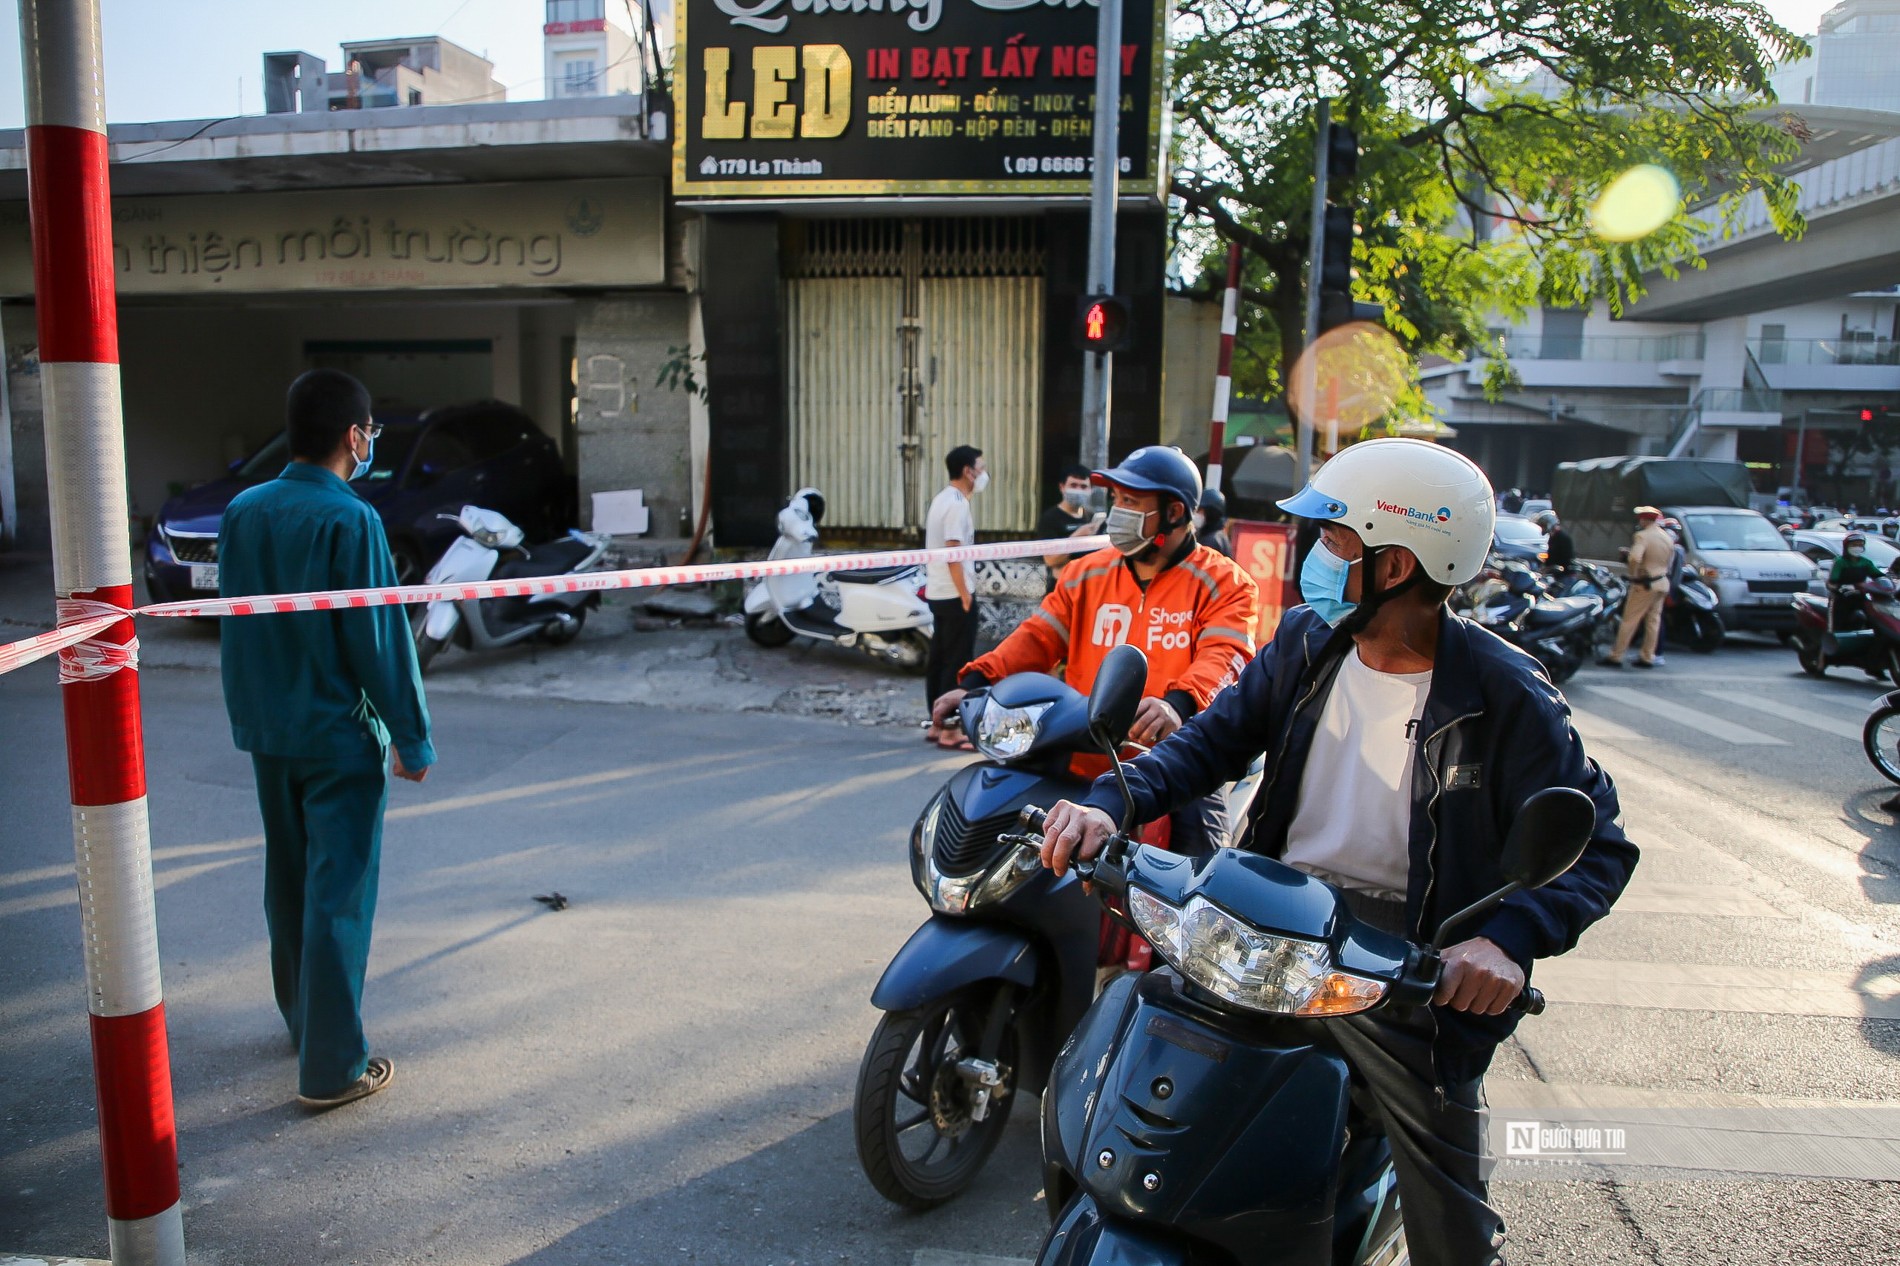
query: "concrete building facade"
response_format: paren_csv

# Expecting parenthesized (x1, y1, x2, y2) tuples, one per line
(0, 97, 688, 553)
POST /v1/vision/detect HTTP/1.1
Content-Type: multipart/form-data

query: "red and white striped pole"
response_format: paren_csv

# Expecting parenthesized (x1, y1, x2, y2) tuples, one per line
(1205, 240, 1241, 492)
(19, 3, 184, 1262)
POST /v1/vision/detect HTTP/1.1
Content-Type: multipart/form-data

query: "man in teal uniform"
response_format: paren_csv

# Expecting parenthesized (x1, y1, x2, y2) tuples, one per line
(219, 368, 436, 1110)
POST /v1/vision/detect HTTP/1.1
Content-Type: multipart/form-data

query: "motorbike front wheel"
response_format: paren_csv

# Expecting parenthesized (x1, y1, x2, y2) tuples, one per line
(744, 609, 797, 647)
(1685, 610, 1724, 653)
(854, 988, 1018, 1210)
(415, 631, 448, 675)
(1864, 705, 1900, 785)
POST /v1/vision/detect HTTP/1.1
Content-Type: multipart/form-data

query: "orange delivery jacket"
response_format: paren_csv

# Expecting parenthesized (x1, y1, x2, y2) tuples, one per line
(960, 540, 1261, 775)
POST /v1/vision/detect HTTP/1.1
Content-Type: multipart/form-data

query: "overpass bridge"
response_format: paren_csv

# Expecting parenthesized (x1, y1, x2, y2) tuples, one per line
(1631, 107, 1900, 321)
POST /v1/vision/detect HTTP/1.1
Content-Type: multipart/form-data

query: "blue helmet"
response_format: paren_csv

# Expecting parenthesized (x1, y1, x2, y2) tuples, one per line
(1091, 445, 1203, 513)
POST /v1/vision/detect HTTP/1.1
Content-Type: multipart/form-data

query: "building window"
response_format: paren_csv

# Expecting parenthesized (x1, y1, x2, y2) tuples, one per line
(548, 0, 606, 22)
(1758, 323, 1786, 364)
(563, 59, 598, 95)
(1540, 307, 1585, 360)
(408, 88, 423, 106)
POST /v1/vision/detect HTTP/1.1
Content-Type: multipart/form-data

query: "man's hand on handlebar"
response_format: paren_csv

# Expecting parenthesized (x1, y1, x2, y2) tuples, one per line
(1126, 697, 1183, 747)
(930, 688, 968, 733)
(1433, 937, 1525, 1016)
(1038, 800, 1118, 878)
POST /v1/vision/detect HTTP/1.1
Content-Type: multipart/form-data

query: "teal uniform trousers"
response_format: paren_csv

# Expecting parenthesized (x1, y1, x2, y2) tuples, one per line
(253, 750, 388, 1095)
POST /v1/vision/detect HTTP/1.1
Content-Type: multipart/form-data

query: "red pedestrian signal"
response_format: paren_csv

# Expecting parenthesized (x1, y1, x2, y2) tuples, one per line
(1074, 294, 1131, 352)
(1863, 408, 1877, 422)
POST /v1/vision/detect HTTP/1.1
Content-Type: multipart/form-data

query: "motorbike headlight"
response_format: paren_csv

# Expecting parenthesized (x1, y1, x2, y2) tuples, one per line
(911, 794, 1039, 915)
(971, 699, 1053, 762)
(910, 794, 943, 899)
(1127, 888, 1387, 1017)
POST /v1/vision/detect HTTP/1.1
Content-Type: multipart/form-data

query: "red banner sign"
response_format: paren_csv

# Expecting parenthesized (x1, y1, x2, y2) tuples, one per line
(1230, 519, 1302, 645)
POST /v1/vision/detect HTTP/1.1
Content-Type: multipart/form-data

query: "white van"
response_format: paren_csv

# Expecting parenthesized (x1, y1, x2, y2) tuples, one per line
(1664, 506, 1818, 634)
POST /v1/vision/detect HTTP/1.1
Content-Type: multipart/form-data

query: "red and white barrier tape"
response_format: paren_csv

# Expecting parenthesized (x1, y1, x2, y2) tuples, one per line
(0, 533, 1111, 681)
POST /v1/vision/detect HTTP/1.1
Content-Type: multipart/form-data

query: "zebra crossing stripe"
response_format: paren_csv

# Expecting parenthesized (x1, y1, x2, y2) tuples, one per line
(1585, 686, 1787, 746)
(1704, 691, 1862, 741)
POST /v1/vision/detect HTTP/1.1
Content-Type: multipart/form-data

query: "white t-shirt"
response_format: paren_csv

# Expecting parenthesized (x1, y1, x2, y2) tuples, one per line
(924, 484, 975, 600)
(1281, 649, 1433, 901)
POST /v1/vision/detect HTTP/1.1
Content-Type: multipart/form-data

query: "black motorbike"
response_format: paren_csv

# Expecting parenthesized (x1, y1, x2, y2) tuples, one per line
(1664, 570, 1725, 653)
(1018, 645, 1597, 1266)
(852, 674, 1108, 1208)
(1465, 560, 1602, 683)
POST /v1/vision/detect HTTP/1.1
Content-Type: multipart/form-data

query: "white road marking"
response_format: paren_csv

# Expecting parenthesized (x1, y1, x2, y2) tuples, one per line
(1609, 881, 1787, 919)
(1568, 707, 1643, 743)
(1533, 958, 1900, 1019)
(1584, 686, 1787, 745)
(1705, 691, 1864, 740)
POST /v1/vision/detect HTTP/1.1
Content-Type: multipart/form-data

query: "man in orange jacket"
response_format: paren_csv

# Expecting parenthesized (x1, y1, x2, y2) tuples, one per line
(930, 446, 1260, 853)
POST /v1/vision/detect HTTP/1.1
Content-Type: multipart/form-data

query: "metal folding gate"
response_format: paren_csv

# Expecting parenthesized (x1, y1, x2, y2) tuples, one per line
(785, 218, 1044, 533)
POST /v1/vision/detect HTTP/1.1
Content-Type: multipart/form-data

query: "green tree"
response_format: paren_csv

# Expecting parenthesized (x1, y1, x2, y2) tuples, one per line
(1168, 0, 1809, 401)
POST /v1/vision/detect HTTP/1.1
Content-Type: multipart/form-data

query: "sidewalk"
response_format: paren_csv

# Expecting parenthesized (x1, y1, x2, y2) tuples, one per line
(0, 549, 946, 730)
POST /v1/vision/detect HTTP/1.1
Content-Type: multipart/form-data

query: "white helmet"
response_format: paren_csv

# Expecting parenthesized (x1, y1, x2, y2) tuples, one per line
(1279, 438, 1496, 585)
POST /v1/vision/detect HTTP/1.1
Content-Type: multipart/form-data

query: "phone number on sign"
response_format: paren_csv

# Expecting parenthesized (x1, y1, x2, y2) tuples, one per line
(1003, 156, 1135, 175)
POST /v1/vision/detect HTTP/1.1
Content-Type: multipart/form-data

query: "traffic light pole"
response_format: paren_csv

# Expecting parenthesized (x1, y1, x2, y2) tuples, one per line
(1295, 98, 1331, 489)
(1079, 0, 1123, 475)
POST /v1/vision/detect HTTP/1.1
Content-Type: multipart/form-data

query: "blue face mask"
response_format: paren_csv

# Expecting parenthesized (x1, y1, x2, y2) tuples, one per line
(350, 427, 375, 481)
(1300, 539, 1360, 627)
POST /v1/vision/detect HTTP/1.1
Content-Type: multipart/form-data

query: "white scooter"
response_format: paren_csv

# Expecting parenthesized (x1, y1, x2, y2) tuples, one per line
(413, 506, 611, 674)
(742, 488, 934, 672)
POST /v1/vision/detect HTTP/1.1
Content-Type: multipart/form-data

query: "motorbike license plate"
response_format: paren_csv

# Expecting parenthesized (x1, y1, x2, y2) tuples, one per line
(189, 563, 219, 591)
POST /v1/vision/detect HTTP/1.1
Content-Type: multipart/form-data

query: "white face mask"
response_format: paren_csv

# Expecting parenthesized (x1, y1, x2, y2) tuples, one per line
(1061, 486, 1090, 509)
(1849, 545, 1866, 557)
(971, 469, 990, 494)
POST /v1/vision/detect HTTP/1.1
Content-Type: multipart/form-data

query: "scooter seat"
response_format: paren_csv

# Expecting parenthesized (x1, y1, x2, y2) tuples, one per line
(494, 537, 596, 579)
(1525, 596, 1598, 625)
(834, 565, 915, 584)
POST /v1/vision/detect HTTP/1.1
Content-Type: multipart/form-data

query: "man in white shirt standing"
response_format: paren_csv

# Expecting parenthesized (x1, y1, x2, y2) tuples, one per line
(924, 444, 987, 746)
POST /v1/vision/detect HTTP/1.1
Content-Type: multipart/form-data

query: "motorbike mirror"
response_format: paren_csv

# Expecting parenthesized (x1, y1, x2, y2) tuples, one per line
(1088, 644, 1149, 752)
(1500, 787, 1597, 890)
(1432, 787, 1595, 949)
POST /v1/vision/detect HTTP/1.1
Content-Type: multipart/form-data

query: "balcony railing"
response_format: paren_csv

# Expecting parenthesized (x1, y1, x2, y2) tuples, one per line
(1488, 332, 1705, 363)
(1754, 337, 1900, 366)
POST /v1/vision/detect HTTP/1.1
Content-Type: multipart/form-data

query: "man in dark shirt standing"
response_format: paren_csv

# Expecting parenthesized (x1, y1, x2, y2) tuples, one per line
(1535, 511, 1575, 572)
(1036, 463, 1095, 591)
(219, 369, 435, 1111)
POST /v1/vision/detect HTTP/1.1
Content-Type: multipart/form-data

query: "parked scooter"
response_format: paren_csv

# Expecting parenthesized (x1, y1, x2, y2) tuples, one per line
(413, 506, 609, 674)
(1665, 570, 1725, 652)
(855, 673, 1165, 1208)
(1464, 560, 1602, 683)
(1019, 645, 1596, 1266)
(743, 488, 934, 672)
(1792, 575, 1900, 680)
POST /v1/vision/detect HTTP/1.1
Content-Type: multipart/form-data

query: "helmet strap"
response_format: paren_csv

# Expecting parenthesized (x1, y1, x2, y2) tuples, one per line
(1341, 544, 1426, 634)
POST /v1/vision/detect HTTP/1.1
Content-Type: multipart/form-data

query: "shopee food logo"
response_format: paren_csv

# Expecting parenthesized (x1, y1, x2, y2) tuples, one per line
(1376, 500, 1453, 524)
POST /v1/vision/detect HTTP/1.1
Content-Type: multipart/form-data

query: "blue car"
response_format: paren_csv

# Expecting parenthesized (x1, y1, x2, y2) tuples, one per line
(144, 401, 572, 603)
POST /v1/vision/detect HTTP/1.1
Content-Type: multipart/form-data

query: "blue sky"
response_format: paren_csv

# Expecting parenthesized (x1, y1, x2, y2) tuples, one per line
(0, 0, 1840, 130)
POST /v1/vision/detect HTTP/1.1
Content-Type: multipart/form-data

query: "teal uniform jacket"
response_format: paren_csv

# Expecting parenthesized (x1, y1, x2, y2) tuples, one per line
(218, 463, 435, 770)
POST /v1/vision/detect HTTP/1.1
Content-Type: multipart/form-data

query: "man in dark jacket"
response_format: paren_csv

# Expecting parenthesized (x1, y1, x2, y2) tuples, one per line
(1038, 438, 1637, 1266)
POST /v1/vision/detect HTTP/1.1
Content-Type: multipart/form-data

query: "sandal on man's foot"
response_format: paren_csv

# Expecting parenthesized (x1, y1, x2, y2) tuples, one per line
(298, 1056, 395, 1111)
